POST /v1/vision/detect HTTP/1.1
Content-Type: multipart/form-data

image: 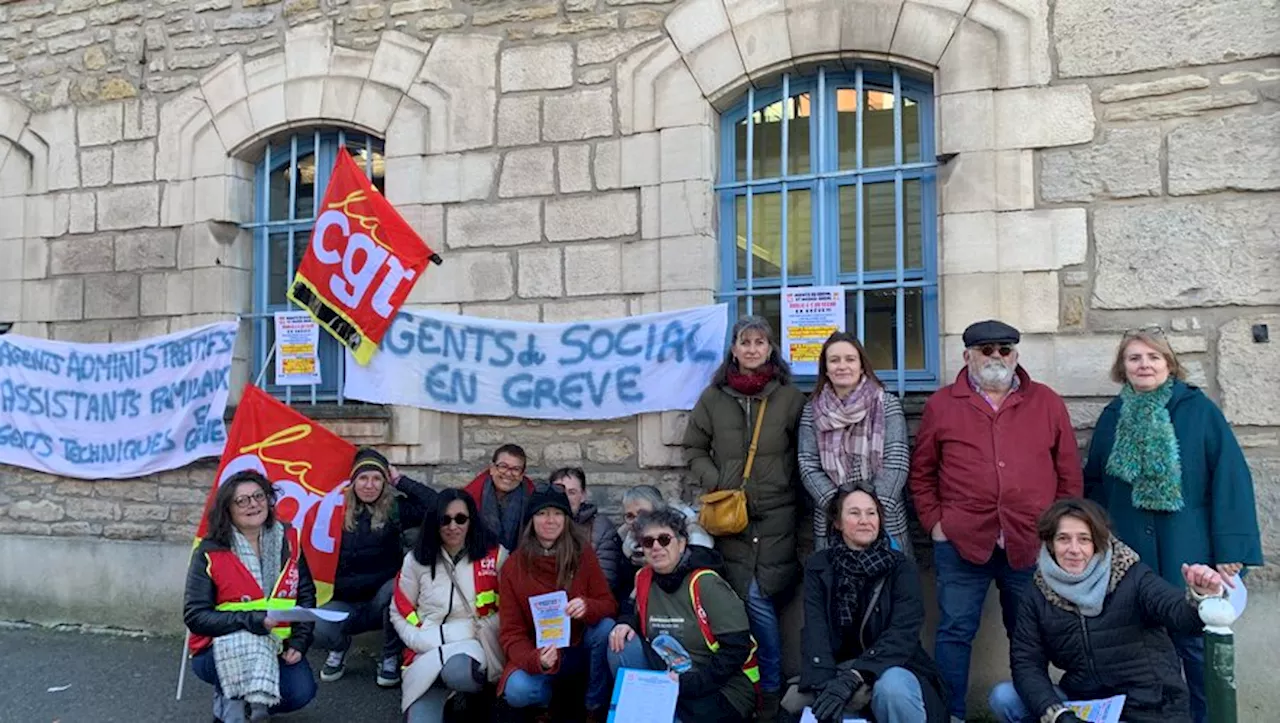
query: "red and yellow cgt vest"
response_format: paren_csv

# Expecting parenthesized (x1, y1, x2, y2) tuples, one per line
(634, 566, 762, 691)
(393, 547, 501, 667)
(188, 526, 304, 656)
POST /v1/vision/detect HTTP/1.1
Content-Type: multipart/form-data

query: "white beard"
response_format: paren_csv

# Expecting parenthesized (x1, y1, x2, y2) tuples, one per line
(977, 361, 1014, 389)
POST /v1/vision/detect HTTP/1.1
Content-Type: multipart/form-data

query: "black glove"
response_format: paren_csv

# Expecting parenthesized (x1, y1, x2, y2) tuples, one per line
(811, 670, 865, 722)
(1057, 713, 1085, 723)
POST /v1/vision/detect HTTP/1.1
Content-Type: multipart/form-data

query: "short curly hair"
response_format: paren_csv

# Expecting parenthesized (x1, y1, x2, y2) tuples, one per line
(633, 507, 689, 541)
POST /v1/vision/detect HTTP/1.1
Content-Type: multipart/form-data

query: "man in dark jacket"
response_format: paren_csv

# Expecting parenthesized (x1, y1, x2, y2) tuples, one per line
(316, 447, 437, 688)
(908, 320, 1082, 722)
(462, 444, 534, 552)
(550, 467, 628, 602)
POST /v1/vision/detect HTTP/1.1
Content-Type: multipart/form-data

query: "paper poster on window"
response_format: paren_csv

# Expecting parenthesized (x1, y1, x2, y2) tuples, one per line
(781, 286, 846, 376)
(274, 311, 322, 386)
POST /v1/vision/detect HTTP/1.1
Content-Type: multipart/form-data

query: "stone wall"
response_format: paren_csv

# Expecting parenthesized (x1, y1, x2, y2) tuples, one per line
(0, 0, 1276, 604)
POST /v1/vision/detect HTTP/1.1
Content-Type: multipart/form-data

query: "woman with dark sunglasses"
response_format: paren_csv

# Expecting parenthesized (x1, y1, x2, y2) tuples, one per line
(390, 488, 507, 723)
(606, 507, 757, 723)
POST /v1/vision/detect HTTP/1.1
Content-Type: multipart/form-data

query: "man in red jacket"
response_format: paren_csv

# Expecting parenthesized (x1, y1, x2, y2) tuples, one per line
(909, 320, 1082, 722)
(463, 444, 535, 553)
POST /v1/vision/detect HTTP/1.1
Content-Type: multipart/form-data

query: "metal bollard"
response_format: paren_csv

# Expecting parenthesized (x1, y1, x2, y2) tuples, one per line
(1198, 593, 1240, 723)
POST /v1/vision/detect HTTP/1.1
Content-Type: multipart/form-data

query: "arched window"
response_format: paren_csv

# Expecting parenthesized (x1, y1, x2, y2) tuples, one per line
(717, 65, 939, 390)
(245, 129, 386, 404)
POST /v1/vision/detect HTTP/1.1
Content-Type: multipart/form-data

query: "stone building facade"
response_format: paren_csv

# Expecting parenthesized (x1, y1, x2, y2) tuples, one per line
(0, 0, 1277, 713)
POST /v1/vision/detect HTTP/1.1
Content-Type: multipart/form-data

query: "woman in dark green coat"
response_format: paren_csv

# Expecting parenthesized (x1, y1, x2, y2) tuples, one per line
(683, 315, 806, 720)
(1084, 327, 1263, 723)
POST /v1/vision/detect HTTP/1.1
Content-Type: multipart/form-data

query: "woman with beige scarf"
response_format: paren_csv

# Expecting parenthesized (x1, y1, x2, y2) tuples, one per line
(798, 332, 911, 556)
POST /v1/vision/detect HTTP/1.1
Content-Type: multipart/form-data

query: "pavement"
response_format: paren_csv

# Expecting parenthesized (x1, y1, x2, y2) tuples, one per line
(0, 624, 402, 722)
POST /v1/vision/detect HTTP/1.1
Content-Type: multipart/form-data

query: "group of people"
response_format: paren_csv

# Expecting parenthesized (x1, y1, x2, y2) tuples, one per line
(182, 315, 1263, 723)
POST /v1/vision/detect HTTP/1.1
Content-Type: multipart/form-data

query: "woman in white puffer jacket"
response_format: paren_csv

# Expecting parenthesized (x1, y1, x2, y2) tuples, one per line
(390, 488, 508, 722)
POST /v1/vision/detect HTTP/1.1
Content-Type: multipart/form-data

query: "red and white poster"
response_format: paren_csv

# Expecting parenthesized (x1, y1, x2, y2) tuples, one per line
(194, 384, 357, 604)
(287, 149, 437, 366)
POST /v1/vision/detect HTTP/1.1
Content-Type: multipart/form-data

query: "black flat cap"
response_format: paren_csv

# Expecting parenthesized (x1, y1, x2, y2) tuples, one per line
(963, 319, 1021, 347)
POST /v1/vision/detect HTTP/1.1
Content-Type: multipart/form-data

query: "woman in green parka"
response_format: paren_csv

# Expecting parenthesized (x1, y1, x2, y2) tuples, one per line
(1084, 326, 1264, 723)
(683, 315, 806, 721)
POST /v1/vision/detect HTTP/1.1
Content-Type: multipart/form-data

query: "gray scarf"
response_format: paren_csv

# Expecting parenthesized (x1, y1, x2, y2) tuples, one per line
(1037, 543, 1112, 617)
(213, 524, 284, 706)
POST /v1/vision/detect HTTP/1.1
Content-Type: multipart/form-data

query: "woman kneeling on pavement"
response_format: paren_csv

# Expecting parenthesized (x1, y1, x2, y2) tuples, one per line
(786, 486, 947, 723)
(390, 488, 507, 722)
(184, 470, 317, 723)
(315, 447, 437, 688)
(607, 507, 758, 723)
(989, 498, 1227, 723)
(497, 483, 618, 721)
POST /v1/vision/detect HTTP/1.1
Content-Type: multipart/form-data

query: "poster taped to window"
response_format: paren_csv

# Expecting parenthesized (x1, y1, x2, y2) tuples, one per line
(273, 311, 322, 386)
(781, 286, 846, 376)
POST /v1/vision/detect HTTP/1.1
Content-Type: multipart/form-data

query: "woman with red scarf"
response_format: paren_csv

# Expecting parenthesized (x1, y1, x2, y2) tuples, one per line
(682, 315, 806, 721)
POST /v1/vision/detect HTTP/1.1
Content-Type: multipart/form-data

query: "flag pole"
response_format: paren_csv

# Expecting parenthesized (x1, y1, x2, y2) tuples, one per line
(175, 630, 189, 700)
(254, 345, 277, 388)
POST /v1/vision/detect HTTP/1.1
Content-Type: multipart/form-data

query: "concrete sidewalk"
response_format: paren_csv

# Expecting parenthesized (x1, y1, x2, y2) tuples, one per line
(0, 624, 401, 722)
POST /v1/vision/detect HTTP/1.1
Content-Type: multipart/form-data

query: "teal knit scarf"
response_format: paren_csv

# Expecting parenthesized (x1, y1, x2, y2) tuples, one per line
(1106, 380, 1183, 512)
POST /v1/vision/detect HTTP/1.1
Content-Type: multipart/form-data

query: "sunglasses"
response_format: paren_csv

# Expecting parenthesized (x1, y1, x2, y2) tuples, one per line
(439, 513, 470, 527)
(974, 344, 1015, 358)
(641, 534, 675, 549)
(1124, 325, 1165, 338)
(233, 491, 267, 509)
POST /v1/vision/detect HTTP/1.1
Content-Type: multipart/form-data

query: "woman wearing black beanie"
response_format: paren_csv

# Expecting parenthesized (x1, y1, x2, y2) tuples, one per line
(314, 446, 438, 688)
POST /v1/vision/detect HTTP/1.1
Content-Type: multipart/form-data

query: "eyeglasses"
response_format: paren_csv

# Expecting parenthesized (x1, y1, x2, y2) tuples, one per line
(1123, 325, 1165, 338)
(641, 533, 675, 549)
(624, 511, 644, 522)
(439, 513, 470, 527)
(493, 462, 525, 475)
(974, 344, 1015, 358)
(233, 491, 267, 509)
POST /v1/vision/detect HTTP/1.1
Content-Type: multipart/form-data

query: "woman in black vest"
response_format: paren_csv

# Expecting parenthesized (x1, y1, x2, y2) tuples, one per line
(314, 447, 437, 687)
(786, 486, 947, 723)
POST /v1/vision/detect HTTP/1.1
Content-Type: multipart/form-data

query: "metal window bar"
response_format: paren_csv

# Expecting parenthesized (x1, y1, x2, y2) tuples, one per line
(722, 66, 937, 391)
(244, 129, 385, 406)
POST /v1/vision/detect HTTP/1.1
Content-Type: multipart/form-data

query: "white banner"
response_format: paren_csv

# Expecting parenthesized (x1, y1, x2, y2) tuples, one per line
(0, 322, 238, 479)
(345, 305, 729, 420)
(274, 311, 322, 386)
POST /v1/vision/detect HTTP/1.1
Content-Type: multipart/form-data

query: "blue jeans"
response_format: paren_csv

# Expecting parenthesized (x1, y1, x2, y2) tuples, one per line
(870, 667, 927, 723)
(1172, 633, 1206, 723)
(933, 541, 1033, 720)
(988, 680, 1067, 723)
(504, 621, 610, 710)
(191, 649, 317, 715)
(745, 578, 783, 693)
(586, 617, 616, 709)
(313, 577, 403, 660)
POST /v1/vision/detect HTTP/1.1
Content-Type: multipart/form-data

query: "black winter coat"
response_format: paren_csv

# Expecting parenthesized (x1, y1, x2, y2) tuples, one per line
(801, 548, 948, 723)
(575, 502, 628, 601)
(333, 476, 436, 602)
(1011, 543, 1203, 723)
(183, 523, 316, 656)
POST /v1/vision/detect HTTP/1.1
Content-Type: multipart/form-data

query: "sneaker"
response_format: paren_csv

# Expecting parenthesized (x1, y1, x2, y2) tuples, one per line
(375, 656, 401, 688)
(319, 650, 347, 682)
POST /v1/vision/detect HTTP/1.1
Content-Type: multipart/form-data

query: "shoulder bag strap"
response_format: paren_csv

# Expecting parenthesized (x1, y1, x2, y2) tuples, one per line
(442, 556, 478, 621)
(742, 397, 769, 483)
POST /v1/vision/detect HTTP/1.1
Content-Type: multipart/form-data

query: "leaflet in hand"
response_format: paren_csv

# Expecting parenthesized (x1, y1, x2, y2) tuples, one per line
(1064, 694, 1125, 723)
(530, 590, 571, 649)
(265, 607, 349, 623)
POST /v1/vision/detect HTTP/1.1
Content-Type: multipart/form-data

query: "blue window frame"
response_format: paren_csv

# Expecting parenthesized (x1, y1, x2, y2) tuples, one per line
(245, 129, 385, 404)
(716, 66, 940, 392)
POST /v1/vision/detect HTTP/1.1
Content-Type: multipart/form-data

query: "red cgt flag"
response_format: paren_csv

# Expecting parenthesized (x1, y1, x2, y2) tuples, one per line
(195, 384, 356, 605)
(287, 149, 437, 366)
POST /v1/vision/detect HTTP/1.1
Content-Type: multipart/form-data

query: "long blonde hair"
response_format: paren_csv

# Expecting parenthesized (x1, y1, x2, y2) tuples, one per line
(343, 480, 394, 533)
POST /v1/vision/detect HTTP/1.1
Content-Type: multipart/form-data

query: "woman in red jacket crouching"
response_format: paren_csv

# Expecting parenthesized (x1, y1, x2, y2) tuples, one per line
(497, 483, 617, 722)
(183, 470, 317, 723)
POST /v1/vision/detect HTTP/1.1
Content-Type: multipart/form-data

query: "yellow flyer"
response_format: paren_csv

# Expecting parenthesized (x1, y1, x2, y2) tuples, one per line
(781, 286, 846, 375)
